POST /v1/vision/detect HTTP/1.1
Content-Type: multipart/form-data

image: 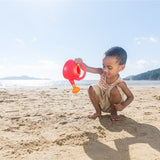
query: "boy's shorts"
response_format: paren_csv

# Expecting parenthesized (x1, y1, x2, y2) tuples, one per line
(92, 85, 125, 112)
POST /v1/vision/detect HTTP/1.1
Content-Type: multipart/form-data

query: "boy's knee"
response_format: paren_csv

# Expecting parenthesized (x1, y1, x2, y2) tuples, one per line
(109, 87, 121, 104)
(88, 86, 94, 94)
(110, 87, 121, 98)
(88, 86, 98, 97)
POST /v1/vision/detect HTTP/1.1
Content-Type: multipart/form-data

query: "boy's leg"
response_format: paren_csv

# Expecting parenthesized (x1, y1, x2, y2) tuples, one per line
(109, 86, 122, 121)
(88, 86, 101, 119)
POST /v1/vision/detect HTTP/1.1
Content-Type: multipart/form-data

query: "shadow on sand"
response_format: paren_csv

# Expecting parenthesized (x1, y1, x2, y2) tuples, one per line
(83, 115, 160, 160)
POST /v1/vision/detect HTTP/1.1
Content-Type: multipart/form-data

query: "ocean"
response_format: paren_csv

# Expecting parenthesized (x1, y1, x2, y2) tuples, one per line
(0, 80, 160, 88)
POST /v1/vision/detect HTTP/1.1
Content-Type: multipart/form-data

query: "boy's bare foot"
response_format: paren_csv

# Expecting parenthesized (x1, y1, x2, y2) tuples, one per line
(111, 114, 121, 121)
(88, 113, 101, 119)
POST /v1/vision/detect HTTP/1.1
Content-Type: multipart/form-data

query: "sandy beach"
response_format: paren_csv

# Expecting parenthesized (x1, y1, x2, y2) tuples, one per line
(0, 86, 160, 160)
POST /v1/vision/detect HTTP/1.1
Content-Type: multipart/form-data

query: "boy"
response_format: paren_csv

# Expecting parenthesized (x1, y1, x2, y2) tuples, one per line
(75, 46, 134, 121)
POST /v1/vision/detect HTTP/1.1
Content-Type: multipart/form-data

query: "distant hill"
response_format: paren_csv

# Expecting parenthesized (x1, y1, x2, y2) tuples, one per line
(0, 75, 50, 80)
(124, 68, 160, 80)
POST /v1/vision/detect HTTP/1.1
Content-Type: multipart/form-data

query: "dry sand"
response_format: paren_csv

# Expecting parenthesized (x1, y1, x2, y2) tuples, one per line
(0, 86, 160, 160)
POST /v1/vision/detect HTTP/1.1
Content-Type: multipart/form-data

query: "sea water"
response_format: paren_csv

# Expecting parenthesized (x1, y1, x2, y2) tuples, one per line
(0, 80, 160, 88)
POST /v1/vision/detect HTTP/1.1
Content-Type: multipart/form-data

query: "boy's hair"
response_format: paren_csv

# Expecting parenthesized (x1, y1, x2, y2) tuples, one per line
(104, 46, 127, 65)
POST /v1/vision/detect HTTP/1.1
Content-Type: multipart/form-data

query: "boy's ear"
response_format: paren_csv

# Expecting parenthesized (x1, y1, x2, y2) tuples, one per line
(119, 64, 125, 71)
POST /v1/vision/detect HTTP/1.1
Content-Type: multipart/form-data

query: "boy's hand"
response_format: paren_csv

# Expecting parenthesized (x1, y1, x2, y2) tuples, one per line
(74, 58, 83, 64)
(114, 103, 124, 111)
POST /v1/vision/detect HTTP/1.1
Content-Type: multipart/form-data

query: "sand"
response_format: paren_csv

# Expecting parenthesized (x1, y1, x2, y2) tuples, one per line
(0, 86, 160, 160)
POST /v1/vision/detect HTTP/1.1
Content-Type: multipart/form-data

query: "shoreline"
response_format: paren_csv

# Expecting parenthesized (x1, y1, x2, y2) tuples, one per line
(0, 79, 160, 88)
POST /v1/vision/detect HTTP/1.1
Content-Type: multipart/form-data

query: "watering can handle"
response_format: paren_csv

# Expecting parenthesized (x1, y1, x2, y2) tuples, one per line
(76, 62, 86, 80)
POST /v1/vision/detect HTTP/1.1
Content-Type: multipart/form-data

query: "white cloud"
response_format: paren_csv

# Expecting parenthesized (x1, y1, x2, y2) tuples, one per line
(38, 60, 61, 69)
(135, 36, 158, 45)
(15, 38, 25, 47)
(0, 57, 8, 63)
(0, 59, 62, 80)
(31, 36, 38, 43)
(137, 41, 141, 45)
(0, 65, 4, 69)
(15, 36, 38, 46)
(137, 59, 149, 69)
(150, 37, 157, 43)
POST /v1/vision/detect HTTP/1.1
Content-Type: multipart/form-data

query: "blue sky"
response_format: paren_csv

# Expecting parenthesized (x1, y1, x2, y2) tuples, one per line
(0, 0, 160, 80)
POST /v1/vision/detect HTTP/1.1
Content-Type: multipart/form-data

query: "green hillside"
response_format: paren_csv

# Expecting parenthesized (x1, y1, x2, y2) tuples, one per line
(124, 68, 160, 80)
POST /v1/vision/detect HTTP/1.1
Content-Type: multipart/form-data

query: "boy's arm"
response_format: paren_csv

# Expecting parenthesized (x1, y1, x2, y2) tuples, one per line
(75, 58, 103, 74)
(84, 63, 103, 74)
(115, 82, 134, 111)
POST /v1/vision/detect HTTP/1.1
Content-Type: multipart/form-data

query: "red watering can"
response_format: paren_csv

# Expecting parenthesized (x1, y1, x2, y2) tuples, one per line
(62, 59, 86, 93)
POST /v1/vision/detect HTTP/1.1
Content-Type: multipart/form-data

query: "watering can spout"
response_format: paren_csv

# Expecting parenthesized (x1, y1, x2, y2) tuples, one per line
(72, 84, 80, 94)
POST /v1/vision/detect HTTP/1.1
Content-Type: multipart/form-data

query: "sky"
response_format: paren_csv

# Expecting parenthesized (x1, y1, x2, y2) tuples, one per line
(0, 0, 160, 80)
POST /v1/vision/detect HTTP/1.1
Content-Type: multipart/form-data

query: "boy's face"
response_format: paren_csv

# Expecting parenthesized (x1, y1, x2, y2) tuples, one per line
(103, 56, 125, 78)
